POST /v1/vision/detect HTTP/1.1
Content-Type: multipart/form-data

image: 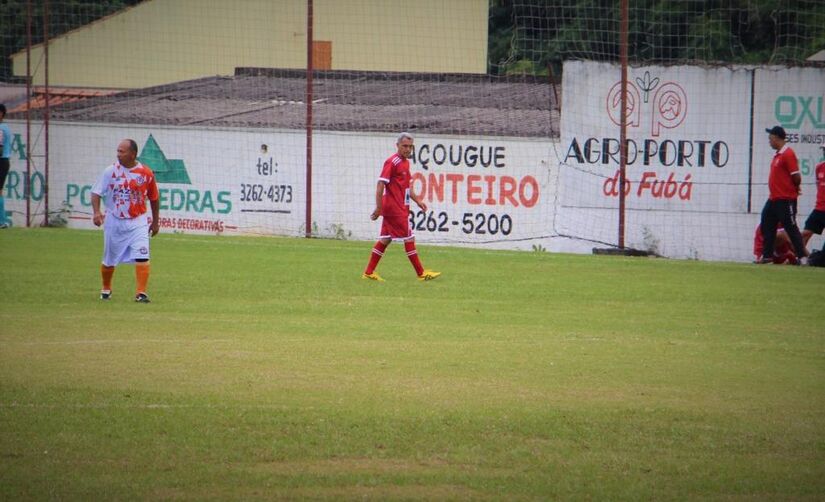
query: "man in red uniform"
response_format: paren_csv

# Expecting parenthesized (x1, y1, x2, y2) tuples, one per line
(802, 146, 825, 250)
(757, 126, 807, 264)
(753, 223, 797, 264)
(362, 132, 440, 282)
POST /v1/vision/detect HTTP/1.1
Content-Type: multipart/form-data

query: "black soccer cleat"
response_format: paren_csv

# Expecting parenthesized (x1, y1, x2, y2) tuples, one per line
(134, 293, 151, 303)
(100, 290, 112, 300)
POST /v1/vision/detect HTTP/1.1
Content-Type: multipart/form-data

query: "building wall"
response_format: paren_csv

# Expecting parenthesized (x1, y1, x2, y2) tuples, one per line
(4, 57, 825, 262)
(7, 114, 822, 261)
(12, 0, 487, 89)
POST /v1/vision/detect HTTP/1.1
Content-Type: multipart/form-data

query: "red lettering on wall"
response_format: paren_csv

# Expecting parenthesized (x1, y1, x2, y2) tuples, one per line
(428, 173, 444, 202)
(467, 175, 483, 204)
(483, 175, 497, 205)
(519, 176, 539, 208)
(499, 175, 519, 207)
(445, 173, 464, 203)
(412, 171, 540, 208)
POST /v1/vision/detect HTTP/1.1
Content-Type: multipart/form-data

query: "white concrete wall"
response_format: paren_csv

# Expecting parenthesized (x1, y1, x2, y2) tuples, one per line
(4, 64, 823, 262)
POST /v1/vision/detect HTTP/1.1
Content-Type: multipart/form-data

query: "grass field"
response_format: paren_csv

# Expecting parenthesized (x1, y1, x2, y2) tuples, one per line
(1, 228, 824, 500)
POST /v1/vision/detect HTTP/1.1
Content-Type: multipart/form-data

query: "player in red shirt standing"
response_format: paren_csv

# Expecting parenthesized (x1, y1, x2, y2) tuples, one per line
(802, 146, 825, 250)
(757, 126, 807, 264)
(91, 139, 160, 302)
(362, 132, 440, 282)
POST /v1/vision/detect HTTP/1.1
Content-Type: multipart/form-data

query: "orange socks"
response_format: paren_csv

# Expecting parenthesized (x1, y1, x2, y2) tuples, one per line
(101, 263, 151, 295)
(135, 262, 150, 294)
(101, 265, 115, 291)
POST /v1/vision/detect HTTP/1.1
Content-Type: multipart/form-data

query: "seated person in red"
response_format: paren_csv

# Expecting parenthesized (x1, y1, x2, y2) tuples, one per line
(754, 223, 797, 264)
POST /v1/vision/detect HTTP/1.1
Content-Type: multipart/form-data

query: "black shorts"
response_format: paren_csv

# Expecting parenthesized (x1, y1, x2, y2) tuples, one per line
(804, 209, 825, 235)
(0, 158, 9, 192)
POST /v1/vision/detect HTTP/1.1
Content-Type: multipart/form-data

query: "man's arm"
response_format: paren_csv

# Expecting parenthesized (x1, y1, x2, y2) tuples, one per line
(410, 191, 428, 213)
(91, 193, 104, 226)
(149, 198, 160, 236)
(370, 181, 386, 220)
(0, 124, 9, 149)
(789, 152, 802, 195)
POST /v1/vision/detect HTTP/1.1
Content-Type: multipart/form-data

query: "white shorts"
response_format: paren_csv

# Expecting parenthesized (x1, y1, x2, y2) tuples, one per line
(101, 214, 151, 266)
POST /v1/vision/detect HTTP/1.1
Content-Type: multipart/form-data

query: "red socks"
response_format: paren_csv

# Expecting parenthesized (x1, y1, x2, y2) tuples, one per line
(404, 240, 424, 276)
(365, 241, 388, 274)
(365, 240, 425, 276)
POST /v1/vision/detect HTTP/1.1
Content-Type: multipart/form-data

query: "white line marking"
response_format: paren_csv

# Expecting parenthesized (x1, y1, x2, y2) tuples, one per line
(0, 402, 311, 410)
(7, 338, 234, 346)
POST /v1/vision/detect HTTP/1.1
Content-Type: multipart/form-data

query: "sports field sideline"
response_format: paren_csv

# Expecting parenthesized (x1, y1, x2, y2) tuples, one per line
(1, 228, 823, 500)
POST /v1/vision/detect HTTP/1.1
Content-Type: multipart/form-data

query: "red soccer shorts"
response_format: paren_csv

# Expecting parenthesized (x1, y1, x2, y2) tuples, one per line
(380, 212, 413, 241)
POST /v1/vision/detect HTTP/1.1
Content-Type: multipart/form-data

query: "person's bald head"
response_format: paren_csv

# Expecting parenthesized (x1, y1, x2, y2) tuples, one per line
(117, 139, 138, 167)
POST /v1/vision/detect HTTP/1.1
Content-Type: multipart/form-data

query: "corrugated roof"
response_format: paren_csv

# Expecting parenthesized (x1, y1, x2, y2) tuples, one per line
(9, 87, 120, 113)
(11, 68, 560, 138)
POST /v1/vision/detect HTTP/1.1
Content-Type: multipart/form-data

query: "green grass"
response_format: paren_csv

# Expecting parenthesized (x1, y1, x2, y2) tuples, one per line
(1, 228, 824, 500)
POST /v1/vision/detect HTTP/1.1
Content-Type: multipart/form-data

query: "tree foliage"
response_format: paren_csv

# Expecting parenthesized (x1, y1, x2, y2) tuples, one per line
(488, 0, 825, 76)
(1, 1, 822, 83)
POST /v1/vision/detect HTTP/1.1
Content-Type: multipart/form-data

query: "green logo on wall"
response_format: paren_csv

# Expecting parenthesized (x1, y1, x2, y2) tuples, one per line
(138, 134, 191, 184)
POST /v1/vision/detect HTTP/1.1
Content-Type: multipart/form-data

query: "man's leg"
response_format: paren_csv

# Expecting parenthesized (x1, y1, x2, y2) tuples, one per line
(363, 238, 390, 279)
(404, 238, 425, 276)
(0, 195, 7, 227)
(404, 237, 441, 281)
(761, 200, 779, 260)
(135, 259, 150, 297)
(100, 264, 115, 299)
(803, 210, 825, 247)
(778, 200, 807, 258)
(100, 224, 121, 299)
(128, 220, 153, 301)
(0, 158, 10, 226)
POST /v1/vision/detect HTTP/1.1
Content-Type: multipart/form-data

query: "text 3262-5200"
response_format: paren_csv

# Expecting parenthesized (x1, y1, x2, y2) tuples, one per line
(408, 210, 512, 236)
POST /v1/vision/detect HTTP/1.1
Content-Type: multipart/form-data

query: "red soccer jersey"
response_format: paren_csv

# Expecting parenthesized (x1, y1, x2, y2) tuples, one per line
(378, 153, 411, 216)
(768, 145, 799, 201)
(815, 161, 825, 211)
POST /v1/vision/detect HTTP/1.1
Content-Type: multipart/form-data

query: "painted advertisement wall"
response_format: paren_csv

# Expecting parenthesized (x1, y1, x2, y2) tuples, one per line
(1, 122, 554, 247)
(559, 61, 825, 261)
(3, 62, 822, 263)
(753, 67, 825, 216)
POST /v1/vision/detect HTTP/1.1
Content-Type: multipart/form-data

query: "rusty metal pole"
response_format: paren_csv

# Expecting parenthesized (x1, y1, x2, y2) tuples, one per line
(618, 0, 629, 249)
(304, 0, 314, 238)
(25, 0, 32, 226)
(43, 0, 50, 227)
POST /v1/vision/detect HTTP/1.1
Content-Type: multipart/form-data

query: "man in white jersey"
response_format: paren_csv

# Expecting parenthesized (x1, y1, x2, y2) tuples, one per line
(91, 139, 160, 302)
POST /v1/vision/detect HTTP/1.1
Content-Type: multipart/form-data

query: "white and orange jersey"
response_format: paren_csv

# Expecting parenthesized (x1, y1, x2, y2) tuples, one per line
(92, 161, 159, 219)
